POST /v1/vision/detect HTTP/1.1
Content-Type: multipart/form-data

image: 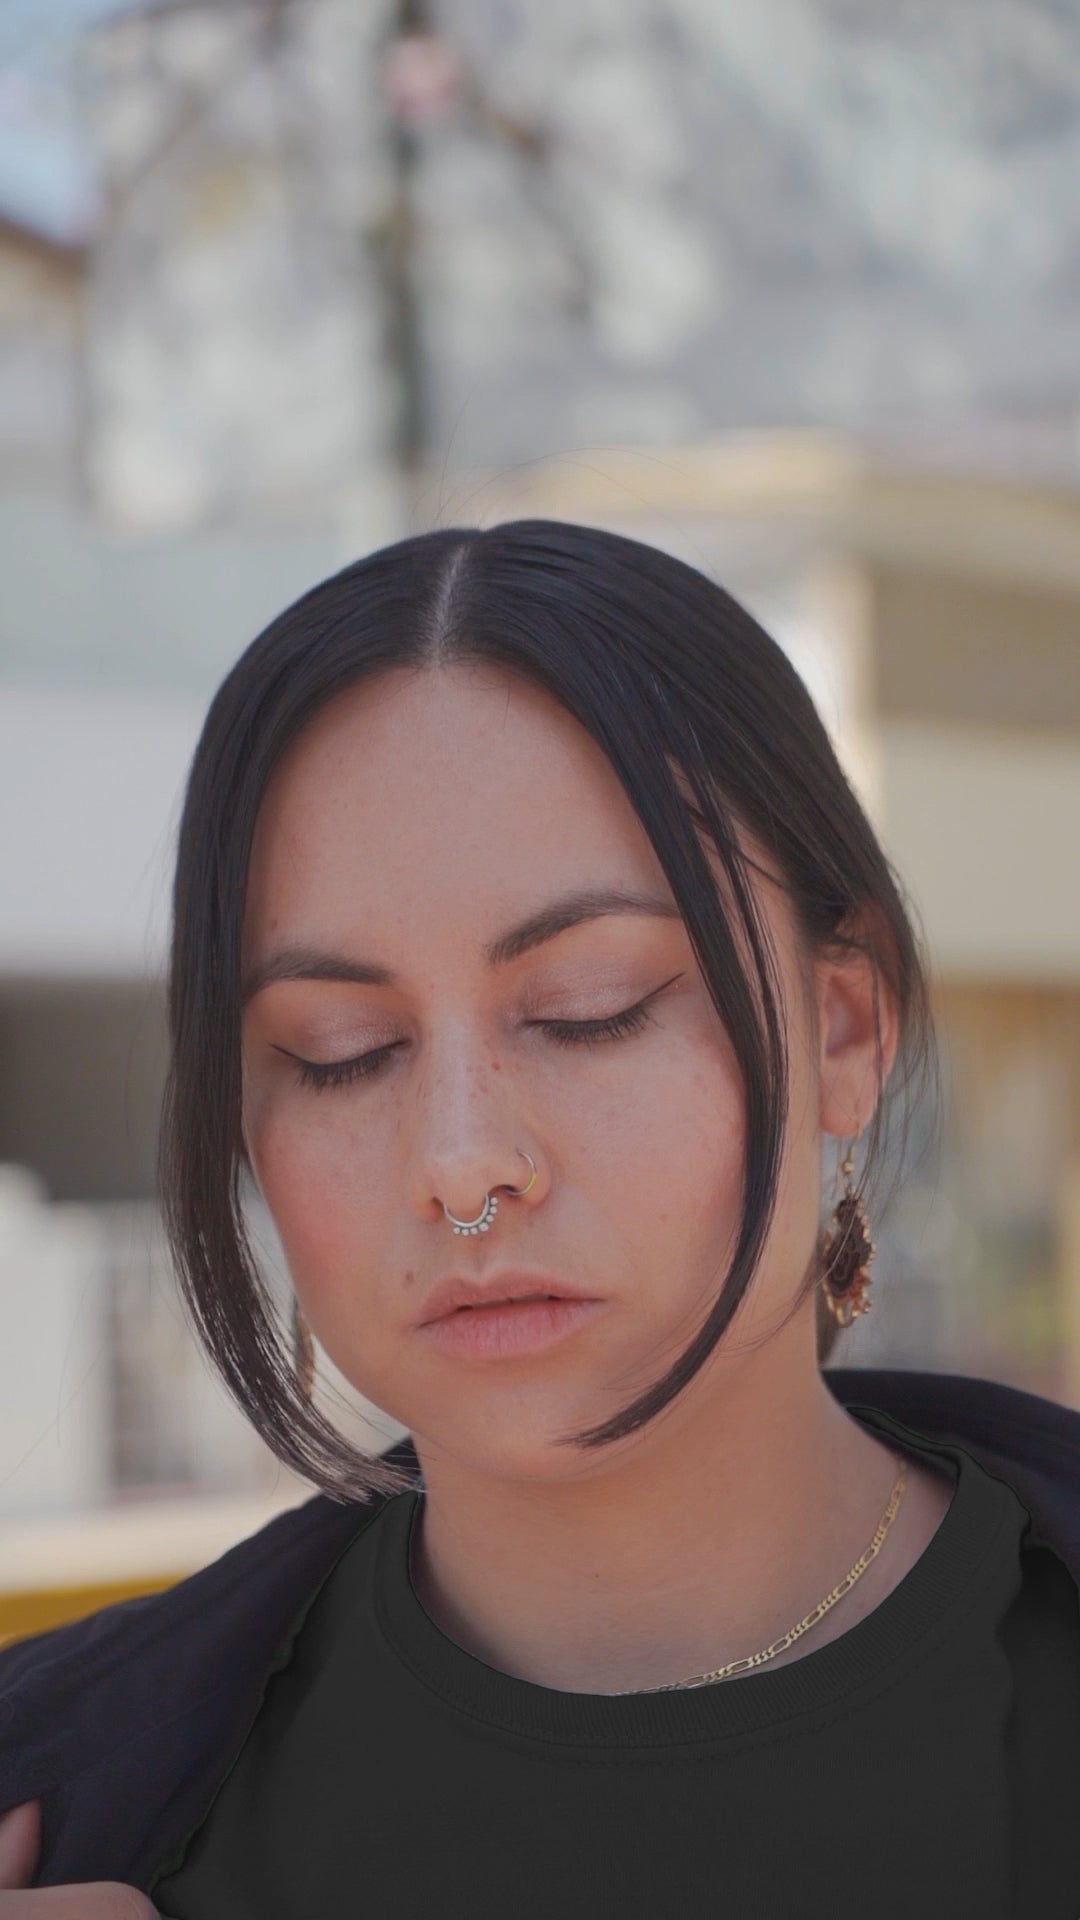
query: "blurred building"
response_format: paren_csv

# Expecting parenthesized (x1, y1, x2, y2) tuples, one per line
(5, 0, 1080, 529)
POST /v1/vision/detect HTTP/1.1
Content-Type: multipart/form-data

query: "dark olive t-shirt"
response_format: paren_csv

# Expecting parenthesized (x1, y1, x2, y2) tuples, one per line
(149, 1403, 1080, 1918)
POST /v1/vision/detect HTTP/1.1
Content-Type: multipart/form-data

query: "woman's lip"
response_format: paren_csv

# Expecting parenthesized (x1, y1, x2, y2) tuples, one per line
(439, 1293, 561, 1317)
(420, 1283, 594, 1324)
(417, 1295, 606, 1359)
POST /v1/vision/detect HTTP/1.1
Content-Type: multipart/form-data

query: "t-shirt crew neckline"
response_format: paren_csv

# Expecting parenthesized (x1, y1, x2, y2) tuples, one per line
(370, 1402, 1016, 1750)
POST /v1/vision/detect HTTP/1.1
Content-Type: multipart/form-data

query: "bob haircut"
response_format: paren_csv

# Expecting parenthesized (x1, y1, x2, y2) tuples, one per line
(159, 519, 939, 1505)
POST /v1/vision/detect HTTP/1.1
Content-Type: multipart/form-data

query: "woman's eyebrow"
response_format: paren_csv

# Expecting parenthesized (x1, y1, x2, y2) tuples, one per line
(241, 886, 683, 1004)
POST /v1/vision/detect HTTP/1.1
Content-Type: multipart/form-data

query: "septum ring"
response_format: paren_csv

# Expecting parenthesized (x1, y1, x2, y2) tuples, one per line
(443, 1149, 537, 1235)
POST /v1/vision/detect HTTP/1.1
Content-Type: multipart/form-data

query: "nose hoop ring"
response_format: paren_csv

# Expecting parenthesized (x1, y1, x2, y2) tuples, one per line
(443, 1149, 537, 1235)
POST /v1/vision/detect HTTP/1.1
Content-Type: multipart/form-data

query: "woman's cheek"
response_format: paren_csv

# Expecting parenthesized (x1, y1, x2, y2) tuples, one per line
(258, 1146, 348, 1284)
(243, 1080, 315, 1216)
(250, 1100, 374, 1281)
(261, 1104, 336, 1208)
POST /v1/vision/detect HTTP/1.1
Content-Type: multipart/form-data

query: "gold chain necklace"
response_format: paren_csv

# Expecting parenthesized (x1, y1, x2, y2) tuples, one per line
(613, 1451, 909, 1695)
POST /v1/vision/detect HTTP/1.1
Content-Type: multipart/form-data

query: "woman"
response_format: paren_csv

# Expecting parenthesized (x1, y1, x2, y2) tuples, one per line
(2, 520, 1080, 1915)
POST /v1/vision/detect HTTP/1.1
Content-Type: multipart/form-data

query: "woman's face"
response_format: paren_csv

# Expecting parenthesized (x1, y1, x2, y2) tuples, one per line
(240, 662, 879, 1482)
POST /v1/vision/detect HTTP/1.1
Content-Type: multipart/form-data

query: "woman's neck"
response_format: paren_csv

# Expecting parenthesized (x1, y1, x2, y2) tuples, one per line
(407, 1364, 951, 1696)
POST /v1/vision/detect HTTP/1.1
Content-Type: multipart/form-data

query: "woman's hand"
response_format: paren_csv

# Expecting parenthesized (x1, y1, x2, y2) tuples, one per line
(0, 1799, 160, 1914)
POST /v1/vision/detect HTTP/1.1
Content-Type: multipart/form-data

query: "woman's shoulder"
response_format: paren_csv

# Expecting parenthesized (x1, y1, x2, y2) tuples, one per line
(0, 1487, 385, 1779)
(826, 1363, 1080, 1458)
(0, 1483, 392, 1888)
(826, 1364, 1080, 1572)
(0, 1484, 372, 1701)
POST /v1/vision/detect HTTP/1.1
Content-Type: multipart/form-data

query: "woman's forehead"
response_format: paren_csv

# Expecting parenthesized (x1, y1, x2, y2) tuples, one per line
(244, 670, 793, 964)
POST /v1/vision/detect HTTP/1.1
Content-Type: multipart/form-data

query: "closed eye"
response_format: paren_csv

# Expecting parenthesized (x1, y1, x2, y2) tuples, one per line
(286, 974, 683, 1093)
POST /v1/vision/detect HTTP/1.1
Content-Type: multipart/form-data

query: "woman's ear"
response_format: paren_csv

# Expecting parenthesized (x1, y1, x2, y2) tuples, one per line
(814, 907, 900, 1141)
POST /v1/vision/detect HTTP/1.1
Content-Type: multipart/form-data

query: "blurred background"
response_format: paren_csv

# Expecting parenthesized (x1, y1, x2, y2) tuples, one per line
(2, 0, 1079, 1643)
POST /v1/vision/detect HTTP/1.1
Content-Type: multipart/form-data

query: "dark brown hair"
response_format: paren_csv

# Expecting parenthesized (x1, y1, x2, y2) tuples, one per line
(158, 520, 939, 1504)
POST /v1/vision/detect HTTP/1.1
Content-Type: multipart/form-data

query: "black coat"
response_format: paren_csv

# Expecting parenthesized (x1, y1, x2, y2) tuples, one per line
(3, 1366, 1080, 1894)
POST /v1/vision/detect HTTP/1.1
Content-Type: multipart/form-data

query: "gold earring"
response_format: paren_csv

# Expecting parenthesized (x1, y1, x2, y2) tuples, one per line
(820, 1140, 876, 1328)
(291, 1293, 315, 1403)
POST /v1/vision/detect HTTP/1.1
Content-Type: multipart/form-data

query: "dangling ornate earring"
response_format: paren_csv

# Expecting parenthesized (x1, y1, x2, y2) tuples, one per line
(820, 1137, 876, 1328)
(291, 1292, 315, 1404)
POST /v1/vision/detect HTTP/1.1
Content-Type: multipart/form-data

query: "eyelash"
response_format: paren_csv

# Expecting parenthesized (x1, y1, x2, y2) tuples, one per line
(293, 998, 656, 1093)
